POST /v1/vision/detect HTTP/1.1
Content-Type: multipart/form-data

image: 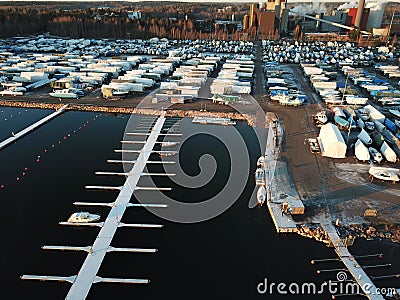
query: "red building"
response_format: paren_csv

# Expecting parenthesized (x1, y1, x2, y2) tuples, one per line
(346, 7, 370, 30)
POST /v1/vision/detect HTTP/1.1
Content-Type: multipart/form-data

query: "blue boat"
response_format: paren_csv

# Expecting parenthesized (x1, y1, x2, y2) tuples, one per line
(334, 116, 349, 131)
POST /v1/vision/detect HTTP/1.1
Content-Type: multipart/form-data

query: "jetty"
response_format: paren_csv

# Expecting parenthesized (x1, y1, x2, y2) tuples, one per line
(264, 118, 303, 233)
(21, 111, 179, 299)
(0, 104, 68, 150)
(321, 222, 385, 300)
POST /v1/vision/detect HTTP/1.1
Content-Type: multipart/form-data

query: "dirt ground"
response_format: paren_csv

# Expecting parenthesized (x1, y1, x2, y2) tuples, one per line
(263, 66, 400, 227)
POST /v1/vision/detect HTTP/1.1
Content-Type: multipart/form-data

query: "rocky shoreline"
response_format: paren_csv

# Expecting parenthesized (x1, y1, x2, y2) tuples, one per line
(296, 222, 400, 246)
(0, 100, 255, 126)
(336, 223, 400, 244)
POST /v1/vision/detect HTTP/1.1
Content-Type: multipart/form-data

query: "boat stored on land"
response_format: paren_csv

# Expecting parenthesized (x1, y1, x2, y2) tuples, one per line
(369, 147, 383, 163)
(278, 96, 304, 106)
(368, 166, 400, 183)
(49, 88, 79, 99)
(389, 109, 400, 119)
(355, 139, 370, 161)
(314, 111, 328, 126)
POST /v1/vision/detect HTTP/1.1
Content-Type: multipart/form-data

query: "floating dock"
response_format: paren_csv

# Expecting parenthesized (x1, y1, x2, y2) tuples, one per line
(192, 116, 236, 126)
(21, 112, 180, 299)
(0, 104, 68, 150)
(321, 222, 385, 300)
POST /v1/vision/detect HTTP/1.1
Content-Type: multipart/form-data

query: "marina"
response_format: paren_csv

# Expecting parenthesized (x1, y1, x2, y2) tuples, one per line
(0, 0, 399, 297)
(21, 112, 176, 299)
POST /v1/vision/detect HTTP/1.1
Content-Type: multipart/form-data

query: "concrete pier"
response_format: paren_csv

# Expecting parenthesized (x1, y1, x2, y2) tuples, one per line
(0, 104, 68, 150)
(264, 119, 300, 233)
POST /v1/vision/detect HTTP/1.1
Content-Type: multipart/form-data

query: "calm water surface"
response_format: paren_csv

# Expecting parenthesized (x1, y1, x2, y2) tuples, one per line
(0, 107, 398, 300)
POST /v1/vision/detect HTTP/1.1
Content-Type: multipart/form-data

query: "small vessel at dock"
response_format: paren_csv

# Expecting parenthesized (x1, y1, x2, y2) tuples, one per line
(257, 156, 265, 167)
(255, 167, 265, 186)
(67, 212, 100, 223)
(257, 186, 266, 206)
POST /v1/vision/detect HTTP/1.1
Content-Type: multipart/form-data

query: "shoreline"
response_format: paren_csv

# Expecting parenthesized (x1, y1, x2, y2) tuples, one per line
(0, 100, 256, 126)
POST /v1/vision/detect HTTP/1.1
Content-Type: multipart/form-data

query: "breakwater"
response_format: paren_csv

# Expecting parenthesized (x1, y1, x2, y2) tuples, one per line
(0, 101, 256, 126)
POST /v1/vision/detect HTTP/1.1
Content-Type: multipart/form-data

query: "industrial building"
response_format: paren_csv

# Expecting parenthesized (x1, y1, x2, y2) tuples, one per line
(243, 0, 288, 37)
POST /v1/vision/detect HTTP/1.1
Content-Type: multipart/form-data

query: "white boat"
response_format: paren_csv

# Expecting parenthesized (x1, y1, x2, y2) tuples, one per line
(68, 212, 100, 223)
(368, 166, 400, 183)
(49, 88, 79, 99)
(345, 96, 368, 105)
(257, 186, 266, 206)
(270, 94, 289, 102)
(278, 96, 304, 106)
(355, 139, 370, 161)
(369, 147, 383, 163)
(389, 109, 400, 119)
(380, 141, 397, 163)
(255, 167, 265, 186)
(257, 156, 265, 167)
(314, 111, 328, 126)
(161, 141, 179, 147)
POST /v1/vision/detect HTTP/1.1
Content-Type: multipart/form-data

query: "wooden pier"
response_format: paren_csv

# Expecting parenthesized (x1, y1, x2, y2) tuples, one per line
(0, 104, 68, 150)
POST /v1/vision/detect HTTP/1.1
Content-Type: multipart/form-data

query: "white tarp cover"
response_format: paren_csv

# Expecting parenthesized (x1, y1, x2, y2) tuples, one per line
(318, 123, 347, 158)
(380, 141, 397, 163)
(355, 139, 370, 161)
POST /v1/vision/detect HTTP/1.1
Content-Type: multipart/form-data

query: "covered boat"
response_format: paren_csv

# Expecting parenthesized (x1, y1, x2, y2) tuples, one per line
(354, 139, 370, 161)
(357, 129, 372, 145)
(369, 147, 383, 163)
(380, 141, 397, 163)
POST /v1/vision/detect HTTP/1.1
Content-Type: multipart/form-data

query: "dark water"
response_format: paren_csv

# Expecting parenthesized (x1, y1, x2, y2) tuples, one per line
(0, 107, 398, 300)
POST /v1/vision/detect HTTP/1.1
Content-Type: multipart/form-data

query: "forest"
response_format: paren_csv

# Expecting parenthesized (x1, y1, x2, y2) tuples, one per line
(0, 2, 248, 39)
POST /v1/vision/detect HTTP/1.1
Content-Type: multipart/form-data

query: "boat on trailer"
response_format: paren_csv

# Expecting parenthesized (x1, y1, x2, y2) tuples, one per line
(368, 166, 400, 183)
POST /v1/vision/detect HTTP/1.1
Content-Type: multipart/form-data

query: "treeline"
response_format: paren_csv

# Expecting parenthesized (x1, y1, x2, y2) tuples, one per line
(49, 16, 213, 40)
(0, 4, 246, 39)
